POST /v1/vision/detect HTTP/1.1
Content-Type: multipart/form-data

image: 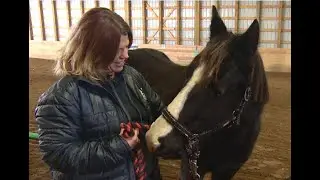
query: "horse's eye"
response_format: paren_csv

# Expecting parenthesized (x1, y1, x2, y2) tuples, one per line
(216, 91, 222, 97)
(213, 88, 222, 96)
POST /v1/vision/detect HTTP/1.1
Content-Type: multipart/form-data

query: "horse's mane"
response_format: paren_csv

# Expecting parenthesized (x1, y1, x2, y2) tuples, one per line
(250, 52, 269, 103)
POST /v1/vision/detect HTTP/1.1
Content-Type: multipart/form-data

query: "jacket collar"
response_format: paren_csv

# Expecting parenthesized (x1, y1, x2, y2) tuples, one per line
(75, 65, 130, 88)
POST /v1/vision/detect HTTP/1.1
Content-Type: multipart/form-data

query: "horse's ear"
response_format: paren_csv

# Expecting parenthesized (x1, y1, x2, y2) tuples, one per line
(209, 5, 227, 39)
(240, 19, 260, 53)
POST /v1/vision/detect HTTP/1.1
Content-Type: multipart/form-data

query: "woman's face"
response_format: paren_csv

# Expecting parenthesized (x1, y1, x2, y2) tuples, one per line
(108, 35, 130, 73)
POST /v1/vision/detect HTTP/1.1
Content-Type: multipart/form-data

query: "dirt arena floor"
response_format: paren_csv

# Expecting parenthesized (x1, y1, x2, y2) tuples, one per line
(29, 58, 291, 180)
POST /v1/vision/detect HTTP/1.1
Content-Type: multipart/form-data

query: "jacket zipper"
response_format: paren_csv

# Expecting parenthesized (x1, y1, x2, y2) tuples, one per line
(124, 75, 153, 123)
(109, 82, 132, 122)
(124, 82, 143, 123)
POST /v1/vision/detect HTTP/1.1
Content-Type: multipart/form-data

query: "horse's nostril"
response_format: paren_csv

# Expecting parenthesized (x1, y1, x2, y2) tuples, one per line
(146, 141, 159, 152)
(146, 142, 153, 152)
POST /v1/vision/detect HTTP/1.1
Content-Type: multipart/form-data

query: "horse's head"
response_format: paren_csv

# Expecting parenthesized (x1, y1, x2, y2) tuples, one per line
(145, 5, 269, 158)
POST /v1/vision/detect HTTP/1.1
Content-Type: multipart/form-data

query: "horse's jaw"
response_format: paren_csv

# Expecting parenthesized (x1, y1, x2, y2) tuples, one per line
(145, 65, 204, 152)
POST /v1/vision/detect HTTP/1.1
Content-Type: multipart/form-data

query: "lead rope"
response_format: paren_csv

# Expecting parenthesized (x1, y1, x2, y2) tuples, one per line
(120, 122, 150, 180)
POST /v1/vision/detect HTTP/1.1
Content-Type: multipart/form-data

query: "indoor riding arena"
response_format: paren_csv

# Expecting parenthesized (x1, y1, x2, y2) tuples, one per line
(29, 1, 291, 179)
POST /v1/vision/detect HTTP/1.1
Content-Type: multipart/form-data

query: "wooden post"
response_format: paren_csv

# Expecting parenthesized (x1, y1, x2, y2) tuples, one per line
(124, 0, 132, 27)
(216, 0, 220, 11)
(110, 0, 114, 11)
(29, 6, 34, 40)
(277, 1, 284, 48)
(234, 1, 239, 33)
(176, 0, 181, 45)
(256, 1, 262, 44)
(95, 0, 100, 7)
(194, 1, 201, 45)
(52, 0, 59, 41)
(80, 1, 85, 15)
(66, 1, 72, 28)
(159, 1, 164, 44)
(38, 0, 46, 41)
(142, 1, 147, 44)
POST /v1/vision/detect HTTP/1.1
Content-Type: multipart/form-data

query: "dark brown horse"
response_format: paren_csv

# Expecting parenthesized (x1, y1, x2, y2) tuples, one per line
(127, 5, 269, 180)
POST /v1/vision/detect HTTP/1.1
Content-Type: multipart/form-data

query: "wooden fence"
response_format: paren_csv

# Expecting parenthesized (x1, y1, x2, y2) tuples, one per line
(29, 40, 291, 72)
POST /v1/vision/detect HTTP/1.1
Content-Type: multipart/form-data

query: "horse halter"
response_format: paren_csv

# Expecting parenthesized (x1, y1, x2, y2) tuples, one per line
(162, 86, 252, 180)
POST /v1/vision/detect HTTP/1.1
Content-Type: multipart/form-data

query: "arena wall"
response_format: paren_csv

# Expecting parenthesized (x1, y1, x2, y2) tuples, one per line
(29, 0, 291, 72)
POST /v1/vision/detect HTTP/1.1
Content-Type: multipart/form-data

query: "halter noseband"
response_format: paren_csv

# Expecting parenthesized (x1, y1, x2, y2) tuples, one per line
(161, 86, 252, 180)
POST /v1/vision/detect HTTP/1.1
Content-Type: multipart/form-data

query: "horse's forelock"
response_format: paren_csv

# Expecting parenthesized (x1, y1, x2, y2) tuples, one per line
(198, 38, 231, 87)
(197, 36, 269, 104)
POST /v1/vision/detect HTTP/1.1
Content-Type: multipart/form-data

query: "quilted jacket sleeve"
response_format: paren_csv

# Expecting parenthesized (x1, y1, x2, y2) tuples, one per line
(35, 83, 131, 174)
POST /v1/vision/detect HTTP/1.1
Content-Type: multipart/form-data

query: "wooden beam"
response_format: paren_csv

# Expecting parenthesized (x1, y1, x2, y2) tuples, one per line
(29, 41, 292, 73)
(277, 1, 284, 48)
(201, 16, 291, 21)
(38, 0, 46, 41)
(142, 1, 147, 44)
(194, 1, 201, 45)
(124, 0, 132, 27)
(80, 1, 85, 15)
(202, 4, 291, 9)
(95, 0, 100, 7)
(216, 0, 220, 12)
(52, 0, 59, 41)
(176, 0, 181, 45)
(29, 6, 34, 40)
(234, 1, 239, 33)
(256, 1, 262, 44)
(256, 1, 262, 22)
(66, 1, 72, 28)
(110, 0, 114, 11)
(159, 1, 164, 44)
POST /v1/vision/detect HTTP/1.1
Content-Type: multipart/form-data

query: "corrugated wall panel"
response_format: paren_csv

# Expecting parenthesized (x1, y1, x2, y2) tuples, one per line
(114, 0, 125, 18)
(181, 0, 194, 46)
(200, 0, 218, 46)
(131, 0, 143, 46)
(99, 0, 111, 9)
(29, 0, 291, 49)
(42, 1, 55, 41)
(238, 1, 256, 31)
(146, 0, 159, 44)
(56, 1, 68, 41)
(70, 0, 82, 29)
(163, 0, 177, 45)
(30, 0, 41, 41)
(84, 0, 96, 11)
(282, 1, 291, 48)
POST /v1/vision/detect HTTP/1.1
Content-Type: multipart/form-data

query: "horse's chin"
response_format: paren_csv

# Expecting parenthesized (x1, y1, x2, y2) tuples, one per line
(145, 131, 160, 153)
(145, 116, 174, 152)
(154, 144, 182, 160)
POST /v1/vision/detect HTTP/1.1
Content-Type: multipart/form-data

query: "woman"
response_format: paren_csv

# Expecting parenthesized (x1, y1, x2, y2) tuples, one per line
(35, 7, 164, 180)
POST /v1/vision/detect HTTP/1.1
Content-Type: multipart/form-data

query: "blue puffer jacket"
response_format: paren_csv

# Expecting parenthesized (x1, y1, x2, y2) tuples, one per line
(35, 65, 164, 180)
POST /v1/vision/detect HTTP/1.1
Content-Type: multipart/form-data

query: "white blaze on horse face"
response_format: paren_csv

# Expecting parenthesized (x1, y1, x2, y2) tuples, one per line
(146, 65, 204, 151)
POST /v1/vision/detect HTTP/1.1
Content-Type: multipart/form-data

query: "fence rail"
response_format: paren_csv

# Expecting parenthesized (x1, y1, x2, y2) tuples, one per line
(29, 40, 291, 73)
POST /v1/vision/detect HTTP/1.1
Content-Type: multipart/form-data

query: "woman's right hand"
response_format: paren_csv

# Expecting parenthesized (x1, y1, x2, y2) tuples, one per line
(120, 128, 140, 149)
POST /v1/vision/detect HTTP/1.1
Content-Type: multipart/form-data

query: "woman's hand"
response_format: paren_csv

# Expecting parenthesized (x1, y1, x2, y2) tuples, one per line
(120, 128, 140, 149)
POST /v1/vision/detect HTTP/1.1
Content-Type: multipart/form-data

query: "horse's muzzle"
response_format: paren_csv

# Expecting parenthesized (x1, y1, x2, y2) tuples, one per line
(145, 131, 160, 152)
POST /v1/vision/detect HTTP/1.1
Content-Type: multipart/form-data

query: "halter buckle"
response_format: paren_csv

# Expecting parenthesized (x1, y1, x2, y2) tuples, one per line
(244, 87, 252, 101)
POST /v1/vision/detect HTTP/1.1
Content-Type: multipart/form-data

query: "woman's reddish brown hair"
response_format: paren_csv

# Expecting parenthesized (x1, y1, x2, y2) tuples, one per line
(54, 7, 132, 82)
